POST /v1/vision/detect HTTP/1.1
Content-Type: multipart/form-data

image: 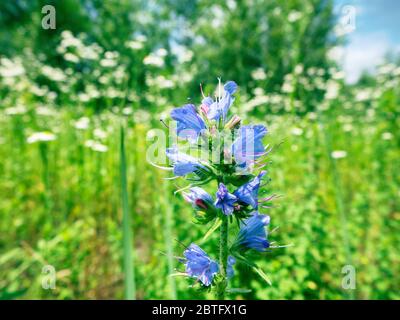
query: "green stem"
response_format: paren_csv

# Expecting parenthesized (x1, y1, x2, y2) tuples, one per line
(163, 182, 177, 299)
(120, 124, 136, 300)
(39, 143, 53, 231)
(217, 216, 228, 300)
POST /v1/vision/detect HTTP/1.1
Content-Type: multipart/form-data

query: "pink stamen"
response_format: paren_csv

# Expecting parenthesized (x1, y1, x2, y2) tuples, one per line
(200, 103, 209, 115)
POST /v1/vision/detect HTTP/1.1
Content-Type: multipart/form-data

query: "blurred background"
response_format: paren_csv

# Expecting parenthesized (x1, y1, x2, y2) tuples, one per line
(0, 0, 399, 299)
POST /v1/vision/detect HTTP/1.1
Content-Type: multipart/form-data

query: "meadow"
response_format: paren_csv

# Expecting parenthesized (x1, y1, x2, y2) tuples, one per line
(0, 0, 399, 300)
(1, 58, 399, 299)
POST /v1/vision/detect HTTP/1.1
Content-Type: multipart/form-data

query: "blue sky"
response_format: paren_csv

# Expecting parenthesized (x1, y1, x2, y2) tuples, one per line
(334, 0, 400, 82)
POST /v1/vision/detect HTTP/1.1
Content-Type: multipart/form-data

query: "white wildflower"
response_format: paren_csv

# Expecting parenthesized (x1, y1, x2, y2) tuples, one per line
(100, 58, 117, 68)
(5, 105, 27, 115)
(251, 68, 267, 80)
(36, 106, 55, 116)
(93, 128, 108, 140)
(332, 70, 345, 80)
(143, 54, 164, 67)
(85, 140, 108, 153)
(282, 82, 294, 93)
(327, 46, 344, 62)
(294, 64, 304, 75)
(355, 89, 371, 102)
(134, 110, 151, 122)
(331, 150, 347, 159)
(288, 11, 302, 22)
(343, 124, 353, 132)
(78, 93, 90, 102)
(325, 80, 340, 100)
(381, 132, 393, 141)
(64, 53, 79, 63)
(242, 95, 269, 113)
(273, 7, 282, 16)
(126, 40, 144, 50)
(134, 34, 147, 42)
(122, 107, 133, 115)
(253, 87, 265, 96)
(291, 127, 303, 136)
(0, 58, 25, 78)
(31, 85, 48, 97)
(308, 112, 317, 120)
(42, 65, 66, 82)
(74, 117, 90, 130)
(155, 48, 168, 57)
(27, 132, 56, 144)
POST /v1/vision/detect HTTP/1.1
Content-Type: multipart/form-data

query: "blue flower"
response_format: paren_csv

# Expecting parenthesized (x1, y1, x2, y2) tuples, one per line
(183, 243, 219, 286)
(171, 104, 206, 142)
(214, 183, 237, 215)
(183, 187, 214, 211)
(234, 214, 270, 252)
(232, 125, 267, 168)
(166, 147, 205, 176)
(234, 171, 266, 209)
(227, 255, 236, 279)
(203, 81, 238, 122)
(224, 81, 238, 95)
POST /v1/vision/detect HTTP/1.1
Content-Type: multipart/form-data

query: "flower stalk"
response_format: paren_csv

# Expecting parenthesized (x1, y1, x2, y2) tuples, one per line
(217, 216, 229, 299)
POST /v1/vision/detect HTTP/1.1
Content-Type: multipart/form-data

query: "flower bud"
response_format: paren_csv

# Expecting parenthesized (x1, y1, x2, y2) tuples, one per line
(183, 187, 217, 224)
(224, 115, 241, 130)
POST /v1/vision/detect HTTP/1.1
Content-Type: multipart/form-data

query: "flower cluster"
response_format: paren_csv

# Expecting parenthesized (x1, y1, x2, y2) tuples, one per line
(159, 79, 280, 297)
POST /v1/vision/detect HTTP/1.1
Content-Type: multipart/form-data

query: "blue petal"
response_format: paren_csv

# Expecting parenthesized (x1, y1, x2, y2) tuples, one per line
(166, 147, 204, 176)
(232, 125, 268, 167)
(224, 81, 238, 95)
(174, 162, 201, 176)
(187, 187, 213, 204)
(234, 171, 266, 208)
(206, 81, 237, 121)
(183, 244, 219, 286)
(171, 104, 206, 141)
(202, 97, 214, 107)
(227, 255, 236, 279)
(235, 214, 270, 252)
(214, 183, 237, 216)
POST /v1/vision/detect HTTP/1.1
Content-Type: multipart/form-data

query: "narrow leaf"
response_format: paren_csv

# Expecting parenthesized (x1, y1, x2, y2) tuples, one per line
(252, 266, 272, 285)
(201, 218, 222, 243)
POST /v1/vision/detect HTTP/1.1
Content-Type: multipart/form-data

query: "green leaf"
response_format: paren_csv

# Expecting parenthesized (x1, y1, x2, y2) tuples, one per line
(232, 253, 272, 285)
(170, 272, 188, 277)
(252, 266, 272, 286)
(227, 288, 252, 294)
(201, 218, 222, 243)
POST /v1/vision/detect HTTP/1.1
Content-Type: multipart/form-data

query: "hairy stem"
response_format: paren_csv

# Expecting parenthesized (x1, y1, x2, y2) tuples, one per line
(217, 216, 228, 299)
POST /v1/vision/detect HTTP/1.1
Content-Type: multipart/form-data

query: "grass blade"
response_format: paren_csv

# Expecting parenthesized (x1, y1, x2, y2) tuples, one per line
(120, 124, 136, 300)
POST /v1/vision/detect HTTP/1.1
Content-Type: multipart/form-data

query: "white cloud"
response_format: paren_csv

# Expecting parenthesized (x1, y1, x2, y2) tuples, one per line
(341, 32, 397, 83)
